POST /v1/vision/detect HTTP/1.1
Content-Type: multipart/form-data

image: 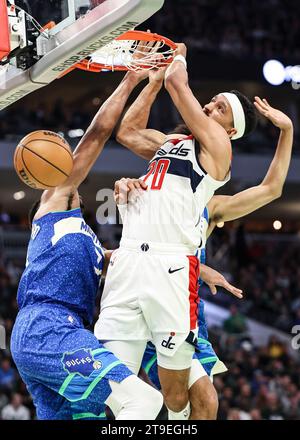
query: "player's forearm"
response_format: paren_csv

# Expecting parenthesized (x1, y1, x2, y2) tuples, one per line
(165, 62, 231, 179)
(66, 74, 140, 188)
(87, 73, 141, 141)
(117, 79, 163, 142)
(73, 75, 140, 162)
(261, 125, 293, 197)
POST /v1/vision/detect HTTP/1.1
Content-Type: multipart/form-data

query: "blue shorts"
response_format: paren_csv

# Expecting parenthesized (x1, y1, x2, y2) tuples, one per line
(141, 299, 223, 390)
(11, 304, 133, 420)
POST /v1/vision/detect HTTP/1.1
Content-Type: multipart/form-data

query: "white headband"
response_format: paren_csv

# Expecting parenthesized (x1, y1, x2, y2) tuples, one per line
(221, 92, 246, 140)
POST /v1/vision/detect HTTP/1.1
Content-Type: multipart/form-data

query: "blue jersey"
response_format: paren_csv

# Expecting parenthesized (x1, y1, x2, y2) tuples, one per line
(17, 208, 104, 325)
(196, 206, 209, 338)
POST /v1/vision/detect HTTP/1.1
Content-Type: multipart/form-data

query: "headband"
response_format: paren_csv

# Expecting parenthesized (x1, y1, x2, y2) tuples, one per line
(221, 92, 246, 140)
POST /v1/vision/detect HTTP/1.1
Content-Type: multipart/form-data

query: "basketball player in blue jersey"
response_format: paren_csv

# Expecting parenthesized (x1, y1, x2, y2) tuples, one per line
(10, 71, 164, 420)
(114, 57, 293, 420)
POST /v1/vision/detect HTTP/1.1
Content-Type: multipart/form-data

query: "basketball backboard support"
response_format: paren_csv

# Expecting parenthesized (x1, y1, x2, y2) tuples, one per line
(0, 0, 10, 61)
(0, 0, 165, 110)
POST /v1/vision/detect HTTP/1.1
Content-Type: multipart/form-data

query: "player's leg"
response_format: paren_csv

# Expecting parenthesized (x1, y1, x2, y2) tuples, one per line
(188, 359, 218, 420)
(140, 253, 200, 419)
(189, 377, 219, 419)
(99, 339, 166, 419)
(140, 339, 224, 420)
(105, 375, 163, 420)
(58, 333, 162, 420)
(189, 313, 227, 419)
(156, 342, 194, 419)
(12, 307, 162, 420)
(102, 340, 147, 375)
(94, 248, 152, 376)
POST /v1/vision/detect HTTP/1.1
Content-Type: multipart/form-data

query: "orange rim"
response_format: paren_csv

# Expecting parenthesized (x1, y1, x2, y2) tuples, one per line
(73, 30, 177, 73)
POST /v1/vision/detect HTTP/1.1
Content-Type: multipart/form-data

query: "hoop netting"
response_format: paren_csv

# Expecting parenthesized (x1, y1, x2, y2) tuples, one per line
(87, 38, 175, 71)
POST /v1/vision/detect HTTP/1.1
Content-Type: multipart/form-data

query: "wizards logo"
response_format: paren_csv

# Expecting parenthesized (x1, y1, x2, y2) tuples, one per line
(62, 348, 102, 378)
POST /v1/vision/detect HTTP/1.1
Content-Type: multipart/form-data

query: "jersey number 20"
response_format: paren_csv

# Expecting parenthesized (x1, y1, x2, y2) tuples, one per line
(143, 159, 170, 190)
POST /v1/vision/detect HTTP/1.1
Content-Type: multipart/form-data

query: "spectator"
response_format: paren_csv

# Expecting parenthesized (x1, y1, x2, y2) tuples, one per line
(223, 305, 248, 335)
(0, 359, 17, 392)
(267, 335, 288, 360)
(1, 393, 30, 420)
(261, 392, 285, 420)
(250, 408, 263, 420)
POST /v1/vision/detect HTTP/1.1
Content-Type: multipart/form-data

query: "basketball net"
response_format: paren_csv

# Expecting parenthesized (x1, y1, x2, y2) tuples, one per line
(74, 30, 177, 73)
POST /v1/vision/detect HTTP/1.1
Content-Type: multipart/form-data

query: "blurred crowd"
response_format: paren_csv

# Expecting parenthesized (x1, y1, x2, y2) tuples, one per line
(204, 225, 300, 333)
(0, 100, 92, 143)
(211, 330, 300, 420)
(149, 0, 300, 59)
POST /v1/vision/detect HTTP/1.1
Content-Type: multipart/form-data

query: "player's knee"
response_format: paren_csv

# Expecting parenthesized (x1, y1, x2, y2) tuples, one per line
(163, 388, 189, 413)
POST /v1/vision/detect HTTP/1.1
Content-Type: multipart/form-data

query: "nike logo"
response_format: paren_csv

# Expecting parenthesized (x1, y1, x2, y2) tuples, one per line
(168, 267, 185, 274)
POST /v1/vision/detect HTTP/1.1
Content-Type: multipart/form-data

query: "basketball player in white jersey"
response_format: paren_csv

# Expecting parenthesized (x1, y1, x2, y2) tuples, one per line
(110, 54, 293, 420)
(94, 43, 258, 419)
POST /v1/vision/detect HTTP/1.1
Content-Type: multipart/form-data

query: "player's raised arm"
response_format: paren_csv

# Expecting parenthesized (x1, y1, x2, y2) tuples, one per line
(164, 44, 232, 180)
(57, 72, 144, 192)
(116, 67, 167, 160)
(34, 73, 145, 218)
(208, 98, 294, 225)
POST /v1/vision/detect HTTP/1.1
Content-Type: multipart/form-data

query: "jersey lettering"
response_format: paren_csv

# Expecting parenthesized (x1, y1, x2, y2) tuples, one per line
(157, 143, 190, 157)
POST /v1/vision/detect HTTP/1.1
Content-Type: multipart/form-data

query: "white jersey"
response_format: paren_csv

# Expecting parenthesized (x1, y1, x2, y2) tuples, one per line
(120, 136, 229, 253)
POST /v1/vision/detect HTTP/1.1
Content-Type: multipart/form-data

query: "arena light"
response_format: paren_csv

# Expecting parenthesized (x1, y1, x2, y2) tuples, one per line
(92, 97, 101, 106)
(68, 129, 84, 138)
(263, 60, 300, 88)
(273, 220, 282, 231)
(13, 191, 25, 200)
(217, 222, 224, 228)
(263, 60, 285, 86)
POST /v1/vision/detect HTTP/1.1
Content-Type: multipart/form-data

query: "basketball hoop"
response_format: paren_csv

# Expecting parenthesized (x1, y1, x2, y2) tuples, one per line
(74, 30, 177, 73)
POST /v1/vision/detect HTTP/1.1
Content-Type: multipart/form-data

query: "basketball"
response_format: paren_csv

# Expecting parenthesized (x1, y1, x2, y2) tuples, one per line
(14, 130, 74, 190)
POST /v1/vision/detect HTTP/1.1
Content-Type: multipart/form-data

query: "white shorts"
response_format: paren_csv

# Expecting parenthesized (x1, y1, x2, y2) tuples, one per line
(94, 240, 200, 359)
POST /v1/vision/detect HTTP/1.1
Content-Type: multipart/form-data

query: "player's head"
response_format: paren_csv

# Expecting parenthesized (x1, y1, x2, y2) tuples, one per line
(170, 123, 192, 136)
(28, 195, 85, 228)
(203, 90, 257, 140)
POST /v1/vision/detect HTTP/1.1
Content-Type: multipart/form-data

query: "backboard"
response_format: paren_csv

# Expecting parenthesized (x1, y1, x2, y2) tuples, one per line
(0, 0, 165, 110)
(14, 1, 118, 35)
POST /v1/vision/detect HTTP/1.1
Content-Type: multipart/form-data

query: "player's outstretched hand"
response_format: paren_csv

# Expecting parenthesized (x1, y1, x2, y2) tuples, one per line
(254, 97, 293, 131)
(114, 177, 147, 205)
(200, 264, 243, 299)
(149, 57, 168, 84)
(126, 30, 162, 83)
